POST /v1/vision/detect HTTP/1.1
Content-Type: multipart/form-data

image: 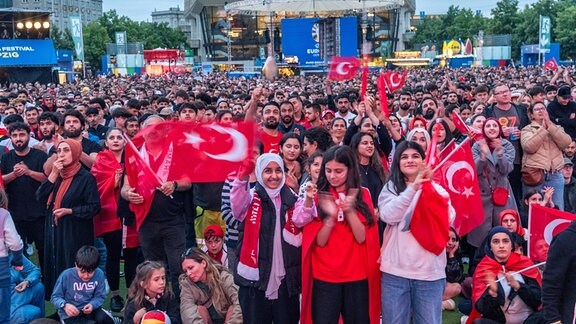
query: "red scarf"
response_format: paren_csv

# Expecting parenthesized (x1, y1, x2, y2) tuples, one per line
(301, 187, 381, 324)
(208, 249, 224, 265)
(237, 191, 300, 281)
(91, 150, 123, 237)
(467, 253, 542, 323)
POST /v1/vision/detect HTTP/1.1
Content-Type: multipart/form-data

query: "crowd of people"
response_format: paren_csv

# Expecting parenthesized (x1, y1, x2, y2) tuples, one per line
(0, 65, 575, 324)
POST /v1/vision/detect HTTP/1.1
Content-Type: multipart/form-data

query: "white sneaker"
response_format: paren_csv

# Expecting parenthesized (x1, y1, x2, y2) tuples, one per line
(460, 315, 469, 324)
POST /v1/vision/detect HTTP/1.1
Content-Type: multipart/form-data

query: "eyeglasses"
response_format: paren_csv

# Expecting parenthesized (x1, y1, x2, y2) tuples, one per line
(494, 90, 510, 96)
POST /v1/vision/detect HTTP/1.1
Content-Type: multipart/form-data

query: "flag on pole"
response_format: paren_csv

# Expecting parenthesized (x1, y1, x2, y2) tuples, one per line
(543, 57, 559, 71)
(528, 204, 576, 262)
(327, 56, 361, 81)
(434, 138, 484, 236)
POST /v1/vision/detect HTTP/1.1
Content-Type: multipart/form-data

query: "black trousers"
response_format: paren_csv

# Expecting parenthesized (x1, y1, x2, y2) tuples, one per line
(14, 218, 44, 273)
(123, 246, 144, 289)
(100, 230, 122, 291)
(312, 278, 369, 324)
(239, 280, 299, 324)
(138, 220, 185, 297)
(509, 163, 523, 208)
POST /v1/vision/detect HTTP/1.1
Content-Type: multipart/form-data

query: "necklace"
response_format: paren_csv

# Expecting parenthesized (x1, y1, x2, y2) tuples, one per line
(359, 164, 369, 175)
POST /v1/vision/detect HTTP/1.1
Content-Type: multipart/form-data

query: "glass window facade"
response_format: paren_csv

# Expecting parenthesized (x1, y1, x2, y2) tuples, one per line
(200, 6, 398, 62)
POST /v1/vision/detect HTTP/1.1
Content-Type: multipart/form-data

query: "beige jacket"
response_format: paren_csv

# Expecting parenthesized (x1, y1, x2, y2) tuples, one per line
(179, 266, 243, 324)
(521, 121, 572, 171)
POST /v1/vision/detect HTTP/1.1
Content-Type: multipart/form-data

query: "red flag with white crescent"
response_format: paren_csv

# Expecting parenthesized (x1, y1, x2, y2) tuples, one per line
(382, 70, 408, 93)
(544, 57, 559, 71)
(131, 121, 255, 183)
(433, 138, 484, 236)
(327, 56, 361, 81)
(528, 204, 576, 262)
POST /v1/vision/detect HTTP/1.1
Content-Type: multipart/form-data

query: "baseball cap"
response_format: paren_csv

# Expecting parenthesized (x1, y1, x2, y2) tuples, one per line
(204, 225, 224, 239)
(558, 86, 571, 99)
(322, 110, 335, 119)
(564, 157, 573, 166)
(159, 107, 174, 118)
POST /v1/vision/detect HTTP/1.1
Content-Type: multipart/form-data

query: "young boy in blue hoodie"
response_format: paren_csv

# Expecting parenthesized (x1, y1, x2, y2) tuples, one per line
(51, 245, 114, 324)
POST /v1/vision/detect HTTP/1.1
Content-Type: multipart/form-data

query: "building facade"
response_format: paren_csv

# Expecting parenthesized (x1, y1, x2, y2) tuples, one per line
(151, 6, 194, 49)
(13, 0, 102, 31)
(183, 0, 415, 66)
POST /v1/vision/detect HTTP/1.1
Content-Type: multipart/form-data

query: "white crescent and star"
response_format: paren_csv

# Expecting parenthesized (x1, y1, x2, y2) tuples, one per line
(445, 161, 475, 198)
(543, 219, 571, 244)
(184, 125, 247, 162)
(335, 62, 351, 76)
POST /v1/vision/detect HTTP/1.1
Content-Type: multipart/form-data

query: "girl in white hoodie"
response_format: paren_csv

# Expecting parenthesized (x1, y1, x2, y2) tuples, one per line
(378, 141, 455, 324)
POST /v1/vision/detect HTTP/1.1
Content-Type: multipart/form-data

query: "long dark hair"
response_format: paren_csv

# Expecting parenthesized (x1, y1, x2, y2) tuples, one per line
(387, 141, 425, 194)
(350, 132, 386, 182)
(428, 118, 454, 145)
(316, 145, 375, 226)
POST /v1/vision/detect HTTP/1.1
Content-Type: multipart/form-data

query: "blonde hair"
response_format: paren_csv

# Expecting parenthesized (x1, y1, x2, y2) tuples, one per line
(181, 248, 232, 313)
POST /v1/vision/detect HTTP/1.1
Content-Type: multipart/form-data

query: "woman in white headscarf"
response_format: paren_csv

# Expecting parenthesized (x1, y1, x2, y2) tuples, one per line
(229, 153, 301, 324)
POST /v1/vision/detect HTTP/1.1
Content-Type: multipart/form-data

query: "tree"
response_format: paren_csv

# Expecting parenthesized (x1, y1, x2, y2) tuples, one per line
(410, 6, 487, 50)
(83, 22, 112, 71)
(51, 26, 74, 50)
(555, 5, 576, 60)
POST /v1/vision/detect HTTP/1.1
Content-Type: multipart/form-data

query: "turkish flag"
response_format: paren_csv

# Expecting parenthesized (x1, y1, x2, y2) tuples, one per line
(451, 111, 470, 135)
(328, 56, 361, 81)
(434, 138, 484, 236)
(528, 204, 576, 262)
(377, 74, 390, 117)
(124, 136, 162, 230)
(131, 121, 255, 183)
(544, 57, 559, 71)
(438, 139, 456, 163)
(382, 70, 407, 93)
(411, 182, 450, 255)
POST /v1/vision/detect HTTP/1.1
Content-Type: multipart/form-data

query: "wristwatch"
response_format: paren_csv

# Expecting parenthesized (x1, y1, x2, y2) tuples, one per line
(173, 181, 178, 190)
(60, 301, 66, 309)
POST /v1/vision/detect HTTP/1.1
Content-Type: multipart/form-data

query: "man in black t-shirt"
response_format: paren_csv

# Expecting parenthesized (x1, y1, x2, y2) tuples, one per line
(1, 122, 48, 270)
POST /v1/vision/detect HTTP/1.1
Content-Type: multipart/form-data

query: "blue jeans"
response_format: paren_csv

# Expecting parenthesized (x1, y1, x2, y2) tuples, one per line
(0, 257, 10, 323)
(11, 282, 45, 324)
(94, 237, 107, 274)
(381, 272, 445, 324)
(523, 171, 565, 211)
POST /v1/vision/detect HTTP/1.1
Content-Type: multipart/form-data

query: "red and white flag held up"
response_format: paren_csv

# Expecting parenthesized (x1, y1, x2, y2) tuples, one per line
(544, 57, 559, 71)
(528, 204, 576, 262)
(434, 138, 484, 236)
(327, 56, 361, 81)
(381, 70, 407, 93)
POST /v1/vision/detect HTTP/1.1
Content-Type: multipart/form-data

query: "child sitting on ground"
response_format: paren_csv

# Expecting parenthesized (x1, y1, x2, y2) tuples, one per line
(51, 245, 114, 324)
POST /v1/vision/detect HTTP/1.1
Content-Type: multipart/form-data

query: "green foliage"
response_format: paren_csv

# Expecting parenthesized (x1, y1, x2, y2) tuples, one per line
(83, 22, 112, 71)
(51, 26, 74, 50)
(555, 6, 576, 60)
(80, 10, 188, 71)
(410, 0, 576, 60)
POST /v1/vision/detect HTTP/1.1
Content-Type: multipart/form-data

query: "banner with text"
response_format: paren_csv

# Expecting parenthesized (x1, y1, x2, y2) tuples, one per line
(69, 15, 85, 60)
(539, 15, 551, 54)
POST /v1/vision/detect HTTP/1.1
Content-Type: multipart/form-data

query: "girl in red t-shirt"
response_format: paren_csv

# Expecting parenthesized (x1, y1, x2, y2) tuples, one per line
(295, 145, 381, 324)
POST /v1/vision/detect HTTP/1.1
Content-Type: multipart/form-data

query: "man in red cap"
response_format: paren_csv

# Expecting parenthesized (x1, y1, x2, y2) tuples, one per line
(202, 225, 228, 268)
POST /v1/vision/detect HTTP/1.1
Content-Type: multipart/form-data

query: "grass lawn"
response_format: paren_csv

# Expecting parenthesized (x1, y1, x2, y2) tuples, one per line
(34, 251, 465, 323)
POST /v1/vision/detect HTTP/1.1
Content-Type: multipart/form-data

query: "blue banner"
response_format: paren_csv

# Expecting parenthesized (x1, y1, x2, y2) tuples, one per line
(281, 17, 358, 66)
(0, 40, 57, 67)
